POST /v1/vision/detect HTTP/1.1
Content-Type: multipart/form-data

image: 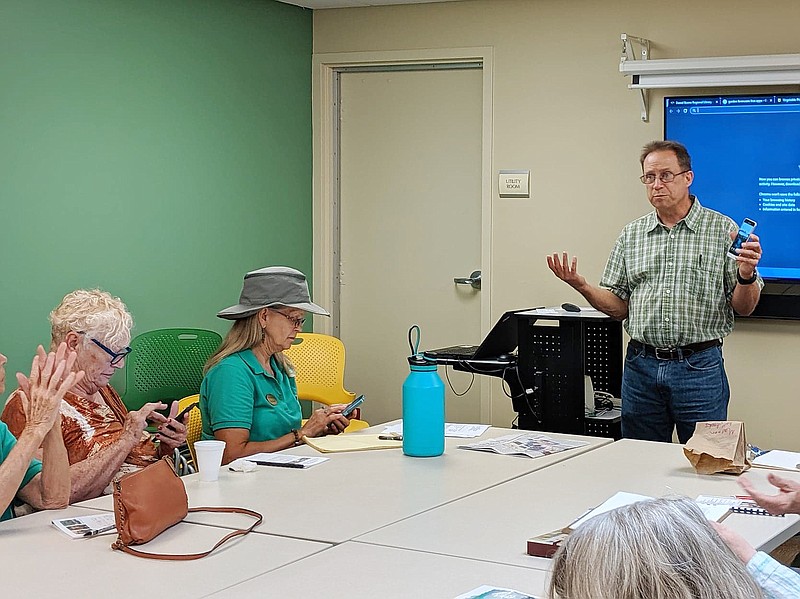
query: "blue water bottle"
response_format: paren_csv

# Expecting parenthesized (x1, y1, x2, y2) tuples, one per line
(402, 325, 445, 457)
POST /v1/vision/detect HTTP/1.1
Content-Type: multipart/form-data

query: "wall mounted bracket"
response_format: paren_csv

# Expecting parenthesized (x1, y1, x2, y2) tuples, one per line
(620, 33, 651, 122)
(620, 33, 800, 123)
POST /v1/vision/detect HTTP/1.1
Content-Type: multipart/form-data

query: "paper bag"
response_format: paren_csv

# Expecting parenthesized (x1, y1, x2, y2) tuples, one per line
(683, 421, 751, 475)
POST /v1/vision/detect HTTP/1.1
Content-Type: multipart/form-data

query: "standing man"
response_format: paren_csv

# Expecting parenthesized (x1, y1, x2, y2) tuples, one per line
(547, 140, 762, 443)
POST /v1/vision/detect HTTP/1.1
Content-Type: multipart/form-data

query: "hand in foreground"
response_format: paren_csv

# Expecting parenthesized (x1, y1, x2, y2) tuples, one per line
(730, 231, 762, 277)
(151, 400, 188, 451)
(546, 252, 587, 290)
(711, 521, 756, 564)
(17, 343, 85, 435)
(739, 473, 800, 515)
(123, 401, 167, 440)
(301, 406, 349, 438)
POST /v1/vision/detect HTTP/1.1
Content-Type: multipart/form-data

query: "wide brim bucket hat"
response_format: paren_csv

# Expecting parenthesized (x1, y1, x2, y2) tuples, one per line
(217, 266, 330, 320)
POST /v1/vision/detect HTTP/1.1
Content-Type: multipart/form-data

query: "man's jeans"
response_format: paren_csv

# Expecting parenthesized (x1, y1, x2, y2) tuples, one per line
(621, 343, 729, 443)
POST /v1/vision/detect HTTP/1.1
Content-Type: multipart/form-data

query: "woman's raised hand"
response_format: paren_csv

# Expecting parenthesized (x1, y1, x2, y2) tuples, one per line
(17, 343, 84, 436)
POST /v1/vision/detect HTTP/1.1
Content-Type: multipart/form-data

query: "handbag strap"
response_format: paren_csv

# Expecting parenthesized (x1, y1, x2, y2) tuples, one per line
(115, 507, 263, 561)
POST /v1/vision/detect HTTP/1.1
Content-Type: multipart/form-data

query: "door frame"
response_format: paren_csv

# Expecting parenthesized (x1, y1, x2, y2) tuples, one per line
(311, 47, 495, 421)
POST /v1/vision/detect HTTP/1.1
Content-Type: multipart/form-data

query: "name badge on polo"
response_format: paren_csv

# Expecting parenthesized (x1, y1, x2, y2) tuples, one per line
(265, 394, 278, 406)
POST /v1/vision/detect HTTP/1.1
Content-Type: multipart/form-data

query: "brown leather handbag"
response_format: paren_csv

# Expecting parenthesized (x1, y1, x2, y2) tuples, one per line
(111, 456, 263, 560)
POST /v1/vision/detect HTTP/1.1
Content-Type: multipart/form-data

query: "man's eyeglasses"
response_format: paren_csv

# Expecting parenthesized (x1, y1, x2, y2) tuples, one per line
(271, 309, 306, 329)
(91, 338, 132, 365)
(639, 170, 690, 185)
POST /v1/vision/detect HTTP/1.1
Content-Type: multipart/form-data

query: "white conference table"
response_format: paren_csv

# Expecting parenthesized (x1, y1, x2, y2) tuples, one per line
(207, 541, 549, 599)
(356, 439, 800, 570)
(0, 505, 330, 599)
(11, 433, 799, 599)
(78, 425, 611, 544)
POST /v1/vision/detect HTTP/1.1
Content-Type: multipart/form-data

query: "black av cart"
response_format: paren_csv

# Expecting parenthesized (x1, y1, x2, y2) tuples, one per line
(513, 308, 623, 438)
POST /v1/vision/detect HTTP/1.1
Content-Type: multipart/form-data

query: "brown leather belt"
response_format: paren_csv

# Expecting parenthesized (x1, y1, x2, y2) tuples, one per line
(629, 338, 721, 360)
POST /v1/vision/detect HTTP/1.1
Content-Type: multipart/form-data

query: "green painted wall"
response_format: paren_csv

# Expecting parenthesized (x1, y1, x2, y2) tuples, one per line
(0, 0, 313, 398)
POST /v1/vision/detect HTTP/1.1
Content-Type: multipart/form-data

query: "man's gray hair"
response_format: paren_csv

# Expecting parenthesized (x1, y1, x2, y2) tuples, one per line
(640, 140, 692, 172)
(549, 496, 763, 599)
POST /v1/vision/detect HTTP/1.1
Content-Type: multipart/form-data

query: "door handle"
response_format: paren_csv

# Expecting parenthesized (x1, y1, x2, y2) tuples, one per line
(454, 270, 481, 290)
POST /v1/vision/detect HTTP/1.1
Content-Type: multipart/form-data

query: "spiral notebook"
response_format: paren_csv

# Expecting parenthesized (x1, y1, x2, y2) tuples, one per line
(696, 495, 784, 517)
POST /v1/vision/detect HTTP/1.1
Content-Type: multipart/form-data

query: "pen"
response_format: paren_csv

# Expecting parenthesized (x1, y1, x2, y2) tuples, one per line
(699, 254, 702, 266)
(83, 524, 116, 537)
(252, 460, 305, 469)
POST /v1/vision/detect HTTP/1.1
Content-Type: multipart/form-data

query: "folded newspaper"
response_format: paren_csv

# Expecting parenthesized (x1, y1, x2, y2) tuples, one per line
(459, 433, 588, 458)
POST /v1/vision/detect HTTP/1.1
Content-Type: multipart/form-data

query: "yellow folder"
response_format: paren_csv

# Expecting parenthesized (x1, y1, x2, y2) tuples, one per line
(303, 434, 403, 453)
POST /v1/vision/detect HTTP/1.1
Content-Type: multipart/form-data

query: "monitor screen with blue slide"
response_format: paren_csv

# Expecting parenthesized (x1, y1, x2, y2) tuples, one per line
(664, 93, 800, 319)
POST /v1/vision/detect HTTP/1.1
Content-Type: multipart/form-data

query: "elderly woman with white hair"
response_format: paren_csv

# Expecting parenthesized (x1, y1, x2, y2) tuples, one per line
(1, 289, 187, 502)
(201, 266, 350, 465)
(550, 497, 800, 599)
(549, 496, 767, 599)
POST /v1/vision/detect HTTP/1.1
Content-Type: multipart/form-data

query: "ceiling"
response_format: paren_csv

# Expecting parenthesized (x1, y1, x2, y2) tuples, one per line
(276, 0, 464, 9)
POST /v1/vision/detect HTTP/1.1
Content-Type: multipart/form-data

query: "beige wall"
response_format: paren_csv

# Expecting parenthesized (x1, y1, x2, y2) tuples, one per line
(314, 0, 800, 450)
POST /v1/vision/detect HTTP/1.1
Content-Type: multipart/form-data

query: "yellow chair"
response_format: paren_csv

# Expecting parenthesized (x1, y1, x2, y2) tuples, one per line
(283, 333, 369, 432)
(177, 394, 203, 465)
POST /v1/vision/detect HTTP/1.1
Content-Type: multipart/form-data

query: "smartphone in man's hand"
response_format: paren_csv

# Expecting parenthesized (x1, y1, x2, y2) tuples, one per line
(728, 218, 757, 258)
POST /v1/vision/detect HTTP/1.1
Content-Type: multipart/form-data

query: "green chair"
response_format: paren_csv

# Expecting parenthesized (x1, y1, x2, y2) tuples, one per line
(120, 328, 222, 413)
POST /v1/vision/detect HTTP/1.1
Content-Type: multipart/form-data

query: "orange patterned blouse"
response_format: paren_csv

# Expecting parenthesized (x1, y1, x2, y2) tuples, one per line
(1, 385, 159, 484)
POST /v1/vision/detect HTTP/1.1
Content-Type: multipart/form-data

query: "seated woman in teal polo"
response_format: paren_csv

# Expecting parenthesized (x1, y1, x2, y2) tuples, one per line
(200, 266, 350, 464)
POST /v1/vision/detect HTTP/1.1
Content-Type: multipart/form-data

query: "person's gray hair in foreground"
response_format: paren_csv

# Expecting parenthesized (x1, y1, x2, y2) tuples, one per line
(548, 496, 763, 599)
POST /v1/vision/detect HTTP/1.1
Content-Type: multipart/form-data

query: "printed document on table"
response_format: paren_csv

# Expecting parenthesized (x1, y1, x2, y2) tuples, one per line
(458, 432, 589, 458)
(382, 422, 490, 438)
(752, 450, 800, 471)
(52, 513, 117, 539)
(242, 453, 328, 468)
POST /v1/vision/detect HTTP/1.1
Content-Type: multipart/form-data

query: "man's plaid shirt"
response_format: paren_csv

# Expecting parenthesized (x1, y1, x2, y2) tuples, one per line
(600, 197, 763, 347)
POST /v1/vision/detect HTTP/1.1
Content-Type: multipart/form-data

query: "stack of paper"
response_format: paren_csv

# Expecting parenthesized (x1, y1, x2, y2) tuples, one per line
(752, 450, 800, 471)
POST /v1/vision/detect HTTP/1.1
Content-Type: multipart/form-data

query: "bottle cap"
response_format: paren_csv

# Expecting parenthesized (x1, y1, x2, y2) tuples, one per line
(408, 354, 437, 367)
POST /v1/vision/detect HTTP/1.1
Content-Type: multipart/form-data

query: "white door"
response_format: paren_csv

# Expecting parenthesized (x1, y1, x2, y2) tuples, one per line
(338, 68, 484, 425)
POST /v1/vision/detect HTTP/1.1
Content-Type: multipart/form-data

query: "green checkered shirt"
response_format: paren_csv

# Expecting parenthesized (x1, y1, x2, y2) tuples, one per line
(600, 197, 763, 347)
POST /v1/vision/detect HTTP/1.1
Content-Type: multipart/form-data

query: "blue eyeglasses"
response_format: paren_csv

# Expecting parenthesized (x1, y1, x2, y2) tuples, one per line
(91, 338, 132, 365)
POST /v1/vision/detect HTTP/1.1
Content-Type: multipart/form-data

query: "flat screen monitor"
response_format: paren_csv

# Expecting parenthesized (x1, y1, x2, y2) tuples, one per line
(664, 93, 800, 319)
